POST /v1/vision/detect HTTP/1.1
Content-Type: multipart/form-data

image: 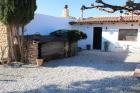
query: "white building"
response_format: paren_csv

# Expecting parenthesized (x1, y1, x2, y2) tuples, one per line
(70, 15, 140, 52)
(25, 5, 140, 52)
(25, 5, 74, 35)
(25, 14, 73, 35)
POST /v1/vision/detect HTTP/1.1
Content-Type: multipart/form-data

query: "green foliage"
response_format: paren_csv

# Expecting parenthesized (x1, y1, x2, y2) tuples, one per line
(67, 30, 87, 42)
(50, 29, 87, 57)
(50, 29, 68, 37)
(50, 29, 87, 42)
(0, 0, 37, 25)
(0, 0, 37, 62)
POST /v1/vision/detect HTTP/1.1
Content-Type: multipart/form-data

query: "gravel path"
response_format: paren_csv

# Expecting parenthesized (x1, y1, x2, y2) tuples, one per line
(0, 50, 140, 93)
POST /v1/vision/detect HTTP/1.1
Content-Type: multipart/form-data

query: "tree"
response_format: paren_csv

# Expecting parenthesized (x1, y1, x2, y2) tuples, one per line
(67, 30, 87, 43)
(50, 29, 87, 56)
(67, 30, 87, 56)
(81, 0, 140, 15)
(0, 0, 37, 63)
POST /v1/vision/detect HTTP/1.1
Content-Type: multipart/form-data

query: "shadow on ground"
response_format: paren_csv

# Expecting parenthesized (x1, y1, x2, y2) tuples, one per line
(10, 76, 140, 93)
(0, 80, 17, 82)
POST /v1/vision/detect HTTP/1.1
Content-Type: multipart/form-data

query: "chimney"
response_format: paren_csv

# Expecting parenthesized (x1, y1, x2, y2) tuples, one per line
(62, 5, 69, 18)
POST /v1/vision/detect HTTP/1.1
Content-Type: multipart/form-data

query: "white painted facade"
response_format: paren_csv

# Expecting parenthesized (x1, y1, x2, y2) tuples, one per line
(25, 14, 74, 35)
(71, 22, 140, 52)
(24, 14, 140, 52)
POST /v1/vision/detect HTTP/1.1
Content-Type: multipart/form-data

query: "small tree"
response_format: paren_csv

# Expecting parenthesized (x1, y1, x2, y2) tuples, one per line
(67, 30, 87, 43)
(67, 30, 87, 56)
(50, 29, 87, 56)
(0, 0, 37, 63)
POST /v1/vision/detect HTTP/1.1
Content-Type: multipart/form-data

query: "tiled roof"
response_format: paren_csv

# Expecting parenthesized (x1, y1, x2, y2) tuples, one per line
(69, 16, 140, 25)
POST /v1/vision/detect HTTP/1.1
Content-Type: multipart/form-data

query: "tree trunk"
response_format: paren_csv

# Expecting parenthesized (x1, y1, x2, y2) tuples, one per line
(16, 26, 25, 63)
(6, 25, 22, 63)
(7, 25, 16, 62)
(15, 25, 26, 63)
(68, 41, 72, 57)
(20, 26, 25, 63)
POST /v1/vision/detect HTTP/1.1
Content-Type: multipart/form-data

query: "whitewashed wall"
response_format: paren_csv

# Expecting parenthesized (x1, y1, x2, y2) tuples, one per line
(25, 14, 74, 35)
(72, 22, 140, 52)
(24, 14, 140, 52)
(71, 25, 93, 49)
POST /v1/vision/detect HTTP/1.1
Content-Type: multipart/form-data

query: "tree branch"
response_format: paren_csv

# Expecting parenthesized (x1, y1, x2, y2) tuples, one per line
(82, 0, 140, 15)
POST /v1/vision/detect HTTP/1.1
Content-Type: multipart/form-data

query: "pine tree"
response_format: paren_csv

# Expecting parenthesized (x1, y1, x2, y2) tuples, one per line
(0, 0, 37, 63)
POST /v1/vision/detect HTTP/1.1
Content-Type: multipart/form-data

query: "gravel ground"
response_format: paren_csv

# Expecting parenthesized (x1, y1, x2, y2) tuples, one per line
(0, 50, 140, 93)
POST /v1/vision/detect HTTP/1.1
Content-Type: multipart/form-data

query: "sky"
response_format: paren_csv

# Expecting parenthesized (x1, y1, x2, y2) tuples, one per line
(36, 0, 140, 18)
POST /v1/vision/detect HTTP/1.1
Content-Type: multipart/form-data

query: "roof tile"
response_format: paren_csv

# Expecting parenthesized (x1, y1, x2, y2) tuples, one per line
(70, 16, 140, 25)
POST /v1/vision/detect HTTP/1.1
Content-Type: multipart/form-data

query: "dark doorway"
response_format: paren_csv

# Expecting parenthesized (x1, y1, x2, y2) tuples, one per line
(93, 27, 102, 49)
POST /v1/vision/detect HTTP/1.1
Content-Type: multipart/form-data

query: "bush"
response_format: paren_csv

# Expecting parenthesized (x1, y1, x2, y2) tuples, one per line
(50, 29, 87, 42)
(50, 29, 68, 37)
(67, 30, 87, 42)
(50, 29, 87, 57)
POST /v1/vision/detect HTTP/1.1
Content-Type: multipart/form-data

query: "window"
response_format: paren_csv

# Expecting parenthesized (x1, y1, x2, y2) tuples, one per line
(118, 29, 138, 41)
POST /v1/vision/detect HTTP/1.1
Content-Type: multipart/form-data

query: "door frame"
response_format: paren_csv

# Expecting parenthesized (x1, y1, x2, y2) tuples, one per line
(93, 27, 102, 50)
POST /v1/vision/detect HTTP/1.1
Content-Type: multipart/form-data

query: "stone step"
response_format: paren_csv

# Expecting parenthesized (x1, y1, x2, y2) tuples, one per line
(134, 64, 140, 77)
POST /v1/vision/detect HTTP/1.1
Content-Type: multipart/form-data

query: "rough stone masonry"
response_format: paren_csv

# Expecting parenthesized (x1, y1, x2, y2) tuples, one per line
(0, 23, 8, 60)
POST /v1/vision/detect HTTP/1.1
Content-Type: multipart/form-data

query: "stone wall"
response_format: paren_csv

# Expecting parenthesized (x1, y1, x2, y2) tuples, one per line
(0, 23, 77, 64)
(0, 23, 39, 63)
(0, 23, 76, 64)
(0, 23, 8, 60)
(24, 41, 38, 64)
(24, 40, 68, 64)
(41, 41, 67, 61)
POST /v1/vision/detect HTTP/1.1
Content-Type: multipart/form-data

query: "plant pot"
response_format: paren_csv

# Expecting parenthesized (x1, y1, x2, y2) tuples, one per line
(104, 41, 110, 52)
(86, 44, 91, 50)
(36, 59, 43, 66)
